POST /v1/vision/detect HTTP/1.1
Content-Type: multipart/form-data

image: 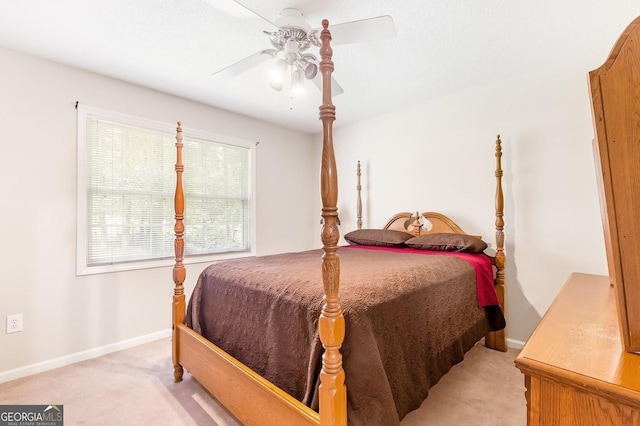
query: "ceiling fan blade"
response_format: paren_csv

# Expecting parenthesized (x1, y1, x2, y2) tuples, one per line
(324, 15, 396, 46)
(201, 0, 277, 28)
(212, 50, 275, 78)
(312, 74, 344, 97)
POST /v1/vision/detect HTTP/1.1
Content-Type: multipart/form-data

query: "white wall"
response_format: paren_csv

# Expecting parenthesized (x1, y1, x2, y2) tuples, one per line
(0, 46, 316, 377)
(317, 13, 639, 346)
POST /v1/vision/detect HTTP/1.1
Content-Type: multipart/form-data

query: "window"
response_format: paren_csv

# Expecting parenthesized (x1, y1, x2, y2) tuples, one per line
(76, 105, 255, 275)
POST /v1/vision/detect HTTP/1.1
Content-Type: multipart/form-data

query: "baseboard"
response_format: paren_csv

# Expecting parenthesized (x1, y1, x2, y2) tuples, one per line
(0, 328, 171, 384)
(507, 337, 525, 350)
(0, 330, 524, 384)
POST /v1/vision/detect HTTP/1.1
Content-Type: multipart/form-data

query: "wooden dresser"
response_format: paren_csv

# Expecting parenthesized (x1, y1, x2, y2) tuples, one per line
(514, 273, 640, 425)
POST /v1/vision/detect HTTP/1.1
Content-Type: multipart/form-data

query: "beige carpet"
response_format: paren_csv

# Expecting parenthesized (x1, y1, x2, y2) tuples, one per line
(0, 338, 525, 425)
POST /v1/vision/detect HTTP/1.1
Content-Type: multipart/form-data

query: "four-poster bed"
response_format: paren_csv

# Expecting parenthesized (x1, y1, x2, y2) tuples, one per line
(171, 20, 506, 426)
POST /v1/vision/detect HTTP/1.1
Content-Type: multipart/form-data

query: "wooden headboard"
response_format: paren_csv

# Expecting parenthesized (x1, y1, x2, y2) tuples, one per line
(383, 211, 477, 237)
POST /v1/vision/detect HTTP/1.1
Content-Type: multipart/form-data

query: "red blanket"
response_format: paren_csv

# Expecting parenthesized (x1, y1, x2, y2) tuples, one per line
(342, 245, 499, 306)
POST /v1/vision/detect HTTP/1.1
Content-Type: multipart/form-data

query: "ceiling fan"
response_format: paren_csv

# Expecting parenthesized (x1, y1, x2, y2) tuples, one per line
(206, 1, 396, 97)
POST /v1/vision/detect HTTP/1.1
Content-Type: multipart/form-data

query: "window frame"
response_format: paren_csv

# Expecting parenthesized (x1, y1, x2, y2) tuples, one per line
(76, 105, 256, 276)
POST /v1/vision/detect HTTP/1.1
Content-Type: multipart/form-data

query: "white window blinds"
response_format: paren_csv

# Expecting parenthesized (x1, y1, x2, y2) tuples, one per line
(77, 106, 253, 275)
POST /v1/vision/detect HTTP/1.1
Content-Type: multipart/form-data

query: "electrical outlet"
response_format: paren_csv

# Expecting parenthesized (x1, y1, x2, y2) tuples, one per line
(6, 314, 23, 333)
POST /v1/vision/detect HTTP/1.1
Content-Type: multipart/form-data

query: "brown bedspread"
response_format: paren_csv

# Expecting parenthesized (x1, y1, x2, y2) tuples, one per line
(186, 247, 504, 425)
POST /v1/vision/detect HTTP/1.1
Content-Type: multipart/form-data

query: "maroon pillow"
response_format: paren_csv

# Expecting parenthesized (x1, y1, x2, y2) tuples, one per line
(344, 229, 414, 247)
(405, 233, 487, 253)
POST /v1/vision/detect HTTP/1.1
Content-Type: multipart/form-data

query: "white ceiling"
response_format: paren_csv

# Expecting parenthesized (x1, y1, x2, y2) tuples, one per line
(0, 0, 637, 134)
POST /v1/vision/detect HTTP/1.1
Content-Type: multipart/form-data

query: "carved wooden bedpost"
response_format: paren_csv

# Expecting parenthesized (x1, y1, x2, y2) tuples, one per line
(173, 122, 186, 382)
(318, 20, 347, 426)
(356, 161, 362, 230)
(486, 135, 507, 352)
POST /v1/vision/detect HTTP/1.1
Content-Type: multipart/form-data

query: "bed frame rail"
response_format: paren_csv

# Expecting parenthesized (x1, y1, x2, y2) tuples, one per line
(176, 325, 319, 425)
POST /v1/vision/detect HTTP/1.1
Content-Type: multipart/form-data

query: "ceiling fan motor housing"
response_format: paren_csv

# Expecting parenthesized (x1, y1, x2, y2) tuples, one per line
(274, 8, 311, 31)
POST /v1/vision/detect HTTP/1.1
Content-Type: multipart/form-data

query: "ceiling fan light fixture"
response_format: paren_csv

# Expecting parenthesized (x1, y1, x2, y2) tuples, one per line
(269, 77, 284, 91)
(296, 54, 318, 80)
(269, 59, 288, 84)
(303, 62, 317, 80)
(292, 68, 305, 95)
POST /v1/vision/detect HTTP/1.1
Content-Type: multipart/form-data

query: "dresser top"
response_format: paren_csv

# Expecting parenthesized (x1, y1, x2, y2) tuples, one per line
(515, 273, 640, 399)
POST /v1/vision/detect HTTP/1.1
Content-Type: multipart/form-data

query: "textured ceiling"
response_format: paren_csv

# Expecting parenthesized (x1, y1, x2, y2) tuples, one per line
(0, 0, 637, 134)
